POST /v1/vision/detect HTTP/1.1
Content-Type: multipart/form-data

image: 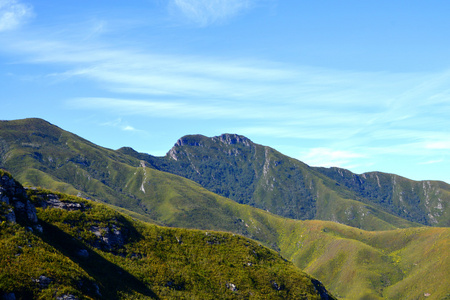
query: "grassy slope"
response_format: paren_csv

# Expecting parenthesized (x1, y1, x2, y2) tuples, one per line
(276, 220, 450, 300)
(1, 119, 449, 299)
(1, 186, 329, 300)
(111, 168, 450, 300)
(126, 135, 423, 231)
(0, 118, 149, 212)
(133, 133, 449, 229)
(315, 167, 450, 227)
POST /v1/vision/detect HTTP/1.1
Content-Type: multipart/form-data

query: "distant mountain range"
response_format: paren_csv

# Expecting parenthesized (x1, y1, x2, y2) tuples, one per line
(1, 118, 449, 299)
(124, 133, 449, 228)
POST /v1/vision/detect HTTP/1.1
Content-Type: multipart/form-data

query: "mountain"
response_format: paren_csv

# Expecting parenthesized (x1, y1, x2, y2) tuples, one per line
(0, 170, 334, 299)
(1, 118, 449, 299)
(123, 133, 449, 228)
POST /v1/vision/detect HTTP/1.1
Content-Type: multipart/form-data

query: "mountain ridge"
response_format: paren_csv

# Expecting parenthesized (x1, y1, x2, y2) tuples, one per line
(1, 118, 449, 299)
(131, 133, 448, 228)
(1, 118, 448, 230)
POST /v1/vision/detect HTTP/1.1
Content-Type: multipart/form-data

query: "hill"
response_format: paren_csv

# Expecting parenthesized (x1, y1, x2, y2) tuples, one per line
(123, 133, 449, 228)
(2, 119, 448, 230)
(0, 170, 334, 299)
(0, 118, 449, 299)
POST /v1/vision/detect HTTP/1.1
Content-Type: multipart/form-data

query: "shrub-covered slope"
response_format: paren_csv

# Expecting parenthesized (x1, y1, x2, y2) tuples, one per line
(2, 170, 449, 300)
(315, 167, 449, 227)
(1, 119, 449, 299)
(0, 118, 429, 231)
(126, 133, 449, 228)
(276, 219, 450, 300)
(0, 170, 333, 300)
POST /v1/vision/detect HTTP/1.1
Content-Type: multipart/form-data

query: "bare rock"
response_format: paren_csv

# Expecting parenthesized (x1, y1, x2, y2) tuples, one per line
(25, 200, 38, 223)
(56, 295, 78, 300)
(89, 225, 124, 251)
(37, 194, 85, 211)
(0, 173, 38, 224)
(33, 275, 52, 289)
(4, 208, 16, 223)
(226, 282, 238, 292)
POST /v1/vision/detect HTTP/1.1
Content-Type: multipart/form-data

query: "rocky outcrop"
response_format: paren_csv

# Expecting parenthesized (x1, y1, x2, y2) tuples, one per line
(32, 193, 86, 211)
(0, 171, 38, 225)
(32, 275, 52, 289)
(226, 282, 238, 292)
(89, 224, 125, 251)
(56, 295, 78, 300)
(212, 133, 252, 147)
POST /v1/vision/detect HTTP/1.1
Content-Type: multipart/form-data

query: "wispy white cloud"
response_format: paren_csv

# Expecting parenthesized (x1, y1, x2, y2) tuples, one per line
(419, 159, 444, 165)
(299, 147, 366, 169)
(0, 0, 32, 31)
(170, 0, 254, 26)
(100, 118, 144, 133)
(425, 140, 450, 150)
(68, 97, 282, 120)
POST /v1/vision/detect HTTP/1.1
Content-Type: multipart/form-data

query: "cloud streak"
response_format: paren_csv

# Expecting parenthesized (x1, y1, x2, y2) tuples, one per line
(300, 147, 366, 169)
(0, 0, 32, 31)
(100, 118, 145, 134)
(170, 0, 253, 26)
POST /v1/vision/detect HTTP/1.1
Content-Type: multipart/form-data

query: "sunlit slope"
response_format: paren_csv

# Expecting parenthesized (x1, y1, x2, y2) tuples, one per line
(0, 118, 152, 213)
(131, 180, 449, 300)
(316, 167, 449, 227)
(1, 177, 331, 299)
(130, 174, 449, 299)
(1, 119, 448, 299)
(128, 133, 449, 229)
(1, 118, 421, 231)
(276, 220, 450, 300)
(109, 170, 450, 300)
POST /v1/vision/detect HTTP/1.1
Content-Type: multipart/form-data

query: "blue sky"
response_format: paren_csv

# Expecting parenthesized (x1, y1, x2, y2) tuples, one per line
(0, 0, 449, 183)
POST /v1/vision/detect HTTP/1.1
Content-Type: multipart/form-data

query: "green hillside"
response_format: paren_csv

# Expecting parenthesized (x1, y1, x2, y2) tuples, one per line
(1, 118, 426, 232)
(277, 220, 450, 299)
(125, 133, 449, 228)
(0, 170, 333, 299)
(1, 118, 449, 299)
(316, 167, 449, 227)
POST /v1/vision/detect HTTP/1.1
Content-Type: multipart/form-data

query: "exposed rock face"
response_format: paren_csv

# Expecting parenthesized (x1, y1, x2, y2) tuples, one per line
(212, 133, 252, 146)
(33, 275, 52, 289)
(56, 295, 78, 300)
(89, 224, 125, 251)
(0, 172, 38, 225)
(168, 134, 252, 161)
(33, 193, 85, 211)
(226, 282, 238, 292)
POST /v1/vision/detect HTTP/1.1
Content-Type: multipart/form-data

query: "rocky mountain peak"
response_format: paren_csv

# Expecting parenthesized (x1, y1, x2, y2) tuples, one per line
(212, 134, 252, 147)
(168, 134, 253, 161)
(173, 134, 252, 148)
(174, 135, 205, 147)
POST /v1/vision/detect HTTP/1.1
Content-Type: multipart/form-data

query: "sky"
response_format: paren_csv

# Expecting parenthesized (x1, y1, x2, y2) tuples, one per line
(0, 0, 449, 184)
